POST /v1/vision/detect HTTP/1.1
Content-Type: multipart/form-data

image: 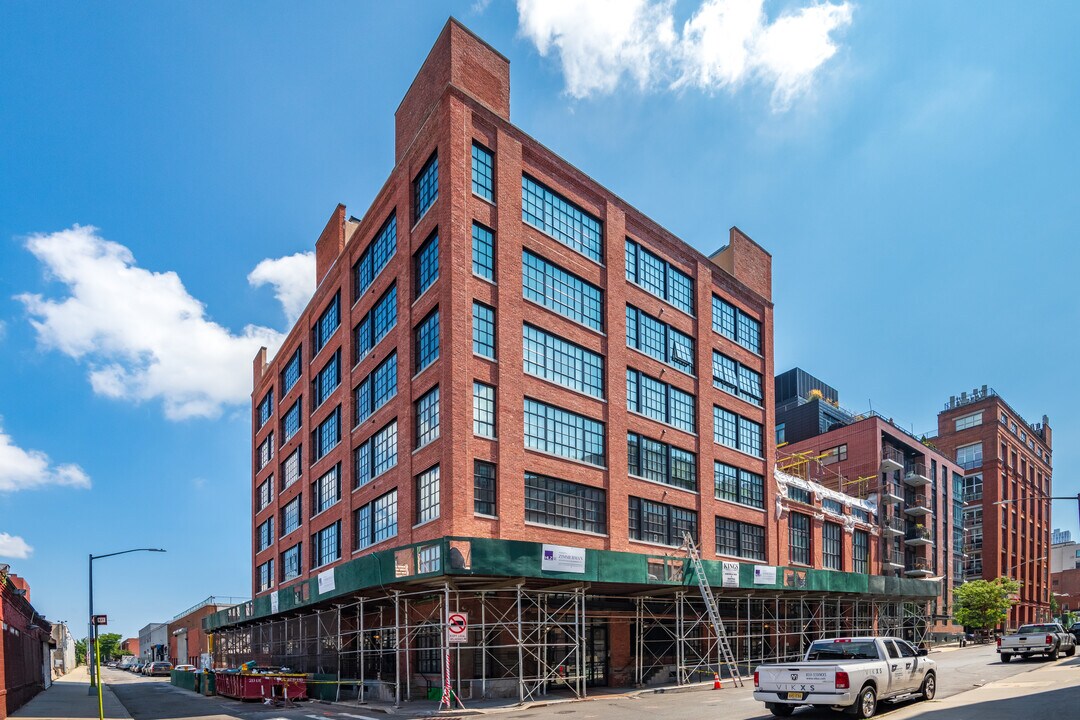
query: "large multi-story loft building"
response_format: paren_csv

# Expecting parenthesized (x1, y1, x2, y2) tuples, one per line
(776, 369, 964, 640)
(206, 20, 941, 701)
(932, 386, 1052, 627)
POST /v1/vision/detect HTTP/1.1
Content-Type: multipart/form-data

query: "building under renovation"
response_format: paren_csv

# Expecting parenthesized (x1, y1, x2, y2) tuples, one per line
(207, 18, 941, 705)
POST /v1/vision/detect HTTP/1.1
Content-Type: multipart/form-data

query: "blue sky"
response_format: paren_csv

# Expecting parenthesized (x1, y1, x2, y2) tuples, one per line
(1, 1, 1078, 641)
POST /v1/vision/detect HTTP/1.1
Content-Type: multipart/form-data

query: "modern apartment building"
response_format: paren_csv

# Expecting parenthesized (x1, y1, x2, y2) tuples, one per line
(208, 20, 941, 700)
(777, 369, 965, 640)
(932, 386, 1053, 626)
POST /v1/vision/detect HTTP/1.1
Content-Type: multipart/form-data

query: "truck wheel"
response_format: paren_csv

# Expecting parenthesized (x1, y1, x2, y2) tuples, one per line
(1000, 653, 1011, 663)
(919, 672, 936, 701)
(767, 704, 794, 717)
(848, 685, 877, 718)
(1066, 645, 1076, 657)
(1048, 646, 1058, 661)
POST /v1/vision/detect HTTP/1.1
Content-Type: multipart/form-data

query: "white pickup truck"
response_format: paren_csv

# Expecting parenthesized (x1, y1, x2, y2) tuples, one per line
(997, 622, 1076, 662)
(753, 636, 936, 718)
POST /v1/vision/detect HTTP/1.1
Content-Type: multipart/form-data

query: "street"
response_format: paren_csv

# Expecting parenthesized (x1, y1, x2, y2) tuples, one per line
(72, 645, 1075, 720)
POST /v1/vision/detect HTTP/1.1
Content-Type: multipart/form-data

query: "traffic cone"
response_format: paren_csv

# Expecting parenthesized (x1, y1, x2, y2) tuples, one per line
(713, 672, 723, 690)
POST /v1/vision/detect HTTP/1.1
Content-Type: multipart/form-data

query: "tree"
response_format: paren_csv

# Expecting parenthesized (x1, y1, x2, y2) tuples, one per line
(96, 633, 123, 661)
(953, 577, 1020, 631)
(76, 638, 88, 665)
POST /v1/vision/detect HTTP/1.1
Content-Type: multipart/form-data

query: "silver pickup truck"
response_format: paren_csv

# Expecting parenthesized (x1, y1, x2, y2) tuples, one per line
(753, 636, 936, 718)
(997, 622, 1076, 661)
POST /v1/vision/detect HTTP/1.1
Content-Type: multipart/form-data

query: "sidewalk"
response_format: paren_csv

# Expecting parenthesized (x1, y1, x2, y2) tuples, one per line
(886, 655, 1080, 720)
(11, 666, 132, 720)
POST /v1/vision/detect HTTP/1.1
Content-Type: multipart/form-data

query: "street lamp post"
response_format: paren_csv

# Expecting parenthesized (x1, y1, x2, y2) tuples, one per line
(87, 547, 166, 714)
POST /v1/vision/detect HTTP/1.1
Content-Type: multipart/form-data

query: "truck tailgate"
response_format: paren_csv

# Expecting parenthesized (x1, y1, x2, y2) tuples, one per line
(758, 664, 838, 693)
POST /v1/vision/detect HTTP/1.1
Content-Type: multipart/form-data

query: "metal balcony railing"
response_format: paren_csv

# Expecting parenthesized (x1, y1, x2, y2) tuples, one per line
(882, 446, 905, 468)
(905, 526, 932, 542)
(882, 552, 904, 568)
(906, 558, 932, 573)
(882, 515, 905, 532)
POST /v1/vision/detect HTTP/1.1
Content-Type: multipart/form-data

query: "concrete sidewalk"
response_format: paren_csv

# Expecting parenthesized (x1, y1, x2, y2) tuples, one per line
(886, 654, 1080, 719)
(12, 665, 132, 720)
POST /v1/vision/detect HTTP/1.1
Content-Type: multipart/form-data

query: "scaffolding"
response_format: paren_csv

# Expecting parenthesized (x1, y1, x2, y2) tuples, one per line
(212, 580, 932, 705)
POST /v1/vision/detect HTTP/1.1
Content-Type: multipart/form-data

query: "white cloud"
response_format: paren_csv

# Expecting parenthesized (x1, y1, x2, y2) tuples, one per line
(517, 0, 853, 110)
(247, 252, 315, 326)
(17, 225, 289, 420)
(0, 533, 33, 559)
(0, 422, 91, 492)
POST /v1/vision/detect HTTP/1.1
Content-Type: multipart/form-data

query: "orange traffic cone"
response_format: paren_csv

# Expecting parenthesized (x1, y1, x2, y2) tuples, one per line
(713, 672, 723, 690)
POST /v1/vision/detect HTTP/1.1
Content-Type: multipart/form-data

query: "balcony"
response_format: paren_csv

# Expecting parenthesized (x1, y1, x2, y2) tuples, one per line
(905, 559, 935, 578)
(903, 463, 932, 487)
(882, 552, 904, 571)
(881, 447, 904, 473)
(905, 526, 934, 547)
(882, 515, 905, 536)
(880, 480, 903, 504)
(905, 493, 933, 517)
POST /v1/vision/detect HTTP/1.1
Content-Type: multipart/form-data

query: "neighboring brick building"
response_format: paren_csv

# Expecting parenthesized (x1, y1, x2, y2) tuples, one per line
(1052, 568, 1080, 617)
(0, 571, 53, 719)
(932, 386, 1052, 627)
(168, 597, 241, 667)
(208, 19, 942, 701)
(777, 368, 965, 640)
(120, 637, 139, 657)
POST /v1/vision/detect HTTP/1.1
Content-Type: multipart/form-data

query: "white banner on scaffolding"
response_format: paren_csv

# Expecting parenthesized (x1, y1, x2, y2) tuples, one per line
(270, 591, 279, 614)
(542, 544, 586, 573)
(753, 565, 777, 585)
(721, 561, 740, 587)
(318, 568, 336, 594)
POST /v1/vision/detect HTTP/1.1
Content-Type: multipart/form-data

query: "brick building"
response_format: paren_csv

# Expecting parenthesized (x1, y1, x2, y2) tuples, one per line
(777, 368, 965, 640)
(0, 571, 53, 719)
(208, 19, 941, 701)
(120, 637, 139, 657)
(932, 386, 1052, 627)
(168, 597, 241, 667)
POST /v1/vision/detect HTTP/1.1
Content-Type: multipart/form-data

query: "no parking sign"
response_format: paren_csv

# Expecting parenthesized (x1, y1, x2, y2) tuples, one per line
(447, 612, 468, 644)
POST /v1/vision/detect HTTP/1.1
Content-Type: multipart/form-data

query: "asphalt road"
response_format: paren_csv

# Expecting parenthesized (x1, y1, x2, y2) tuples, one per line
(100, 645, 1065, 720)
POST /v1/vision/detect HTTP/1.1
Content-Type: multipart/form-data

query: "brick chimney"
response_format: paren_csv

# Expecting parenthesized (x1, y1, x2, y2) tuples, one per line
(709, 227, 773, 301)
(314, 203, 347, 288)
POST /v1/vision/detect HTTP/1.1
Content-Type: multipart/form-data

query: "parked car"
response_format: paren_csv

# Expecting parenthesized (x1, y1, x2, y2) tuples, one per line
(998, 623, 1076, 661)
(753, 636, 937, 718)
(1069, 624, 1080, 644)
(129, 661, 144, 673)
(174, 664, 198, 672)
(148, 662, 173, 677)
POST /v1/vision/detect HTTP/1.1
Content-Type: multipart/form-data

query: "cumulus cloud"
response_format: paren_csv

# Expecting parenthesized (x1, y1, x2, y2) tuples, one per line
(517, 0, 854, 110)
(247, 252, 315, 326)
(0, 422, 91, 492)
(0, 533, 33, 559)
(17, 225, 289, 420)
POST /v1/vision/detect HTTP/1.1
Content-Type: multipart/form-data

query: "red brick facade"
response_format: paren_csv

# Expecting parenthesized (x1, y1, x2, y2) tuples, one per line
(249, 19, 775, 599)
(933, 391, 1052, 627)
(0, 574, 50, 719)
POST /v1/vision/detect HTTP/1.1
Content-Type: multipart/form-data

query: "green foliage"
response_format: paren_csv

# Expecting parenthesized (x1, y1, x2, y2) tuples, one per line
(953, 577, 1021, 630)
(75, 638, 87, 665)
(96, 633, 123, 661)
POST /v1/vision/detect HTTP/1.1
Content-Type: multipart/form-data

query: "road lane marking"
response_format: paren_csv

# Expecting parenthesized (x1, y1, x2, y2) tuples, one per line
(339, 714, 383, 720)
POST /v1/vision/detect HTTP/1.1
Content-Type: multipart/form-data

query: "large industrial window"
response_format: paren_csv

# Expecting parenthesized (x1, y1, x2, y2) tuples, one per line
(626, 305, 694, 374)
(282, 447, 301, 490)
(627, 432, 697, 491)
(625, 238, 694, 315)
(414, 232, 439, 298)
(282, 347, 302, 394)
(414, 309, 440, 374)
(522, 250, 603, 331)
(789, 512, 811, 565)
(354, 352, 398, 426)
(956, 442, 983, 470)
(257, 517, 274, 551)
(474, 460, 496, 516)
(715, 518, 765, 561)
(355, 489, 398, 550)
(711, 295, 761, 354)
(353, 283, 397, 365)
(414, 152, 438, 221)
(313, 350, 340, 409)
(472, 223, 495, 280)
(258, 560, 274, 592)
(713, 406, 763, 458)
(473, 382, 496, 438)
(714, 462, 764, 509)
(258, 478, 273, 510)
(472, 302, 496, 359)
(524, 473, 606, 534)
(823, 522, 842, 570)
(312, 464, 340, 516)
(352, 213, 397, 301)
(629, 497, 697, 547)
(853, 530, 869, 574)
(282, 496, 301, 536)
(354, 419, 398, 488)
(626, 368, 695, 433)
(524, 398, 605, 466)
(282, 543, 301, 581)
(416, 465, 441, 524)
(258, 433, 274, 471)
(311, 521, 340, 568)
(471, 143, 494, 201)
(257, 389, 273, 428)
(312, 406, 341, 462)
(313, 292, 340, 354)
(523, 324, 604, 398)
(415, 386, 440, 448)
(282, 397, 302, 443)
(521, 175, 602, 262)
(955, 411, 983, 431)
